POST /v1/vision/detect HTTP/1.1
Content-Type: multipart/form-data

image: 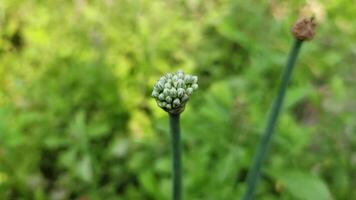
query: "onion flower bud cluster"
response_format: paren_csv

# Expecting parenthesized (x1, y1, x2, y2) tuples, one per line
(152, 70, 198, 114)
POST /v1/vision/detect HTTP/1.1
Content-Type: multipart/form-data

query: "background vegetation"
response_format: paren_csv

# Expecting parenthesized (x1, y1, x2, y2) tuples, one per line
(0, 0, 355, 199)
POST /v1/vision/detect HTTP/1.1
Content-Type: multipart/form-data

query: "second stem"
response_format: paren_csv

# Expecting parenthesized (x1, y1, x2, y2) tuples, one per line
(242, 39, 303, 200)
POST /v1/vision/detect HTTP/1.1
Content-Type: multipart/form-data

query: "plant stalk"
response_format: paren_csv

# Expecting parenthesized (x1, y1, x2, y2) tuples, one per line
(169, 113, 182, 200)
(242, 39, 303, 200)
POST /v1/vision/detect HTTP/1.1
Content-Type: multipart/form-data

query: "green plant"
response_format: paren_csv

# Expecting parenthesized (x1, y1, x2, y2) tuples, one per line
(152, 70, 198, 200)
(0, 0, 355, 199)
(242, 18, 316, 200)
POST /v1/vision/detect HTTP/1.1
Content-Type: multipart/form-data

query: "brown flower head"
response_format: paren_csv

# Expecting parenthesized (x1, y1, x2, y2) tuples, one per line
(292, 17, 316, 41)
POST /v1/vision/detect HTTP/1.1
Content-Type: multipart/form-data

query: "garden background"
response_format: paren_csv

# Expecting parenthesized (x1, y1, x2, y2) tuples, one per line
(0, 0, 355, 199)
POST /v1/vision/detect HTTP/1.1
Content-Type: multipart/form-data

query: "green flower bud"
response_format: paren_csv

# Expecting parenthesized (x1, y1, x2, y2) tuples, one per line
(166, 73, 173, 78)
(182, 94, 189, 102)
(164, 82, 172, 89)
(158, 93, 165, 101)
(166, 104, 172, 109)
(184, 74, 192, 83)
(152, 90, 159, 97)
(159, 101, 167, 108)
(177, 71, 184, 79)
(172, 75, 178, 82)
(166, 96, 173, 103)
(177, 79, 185, 88)
(170, 88, 177, 98)
(152, 70, 198, 114)
(192, 76, 198, 83)
(159, 77, 167, 83)
(186, 87, 193, 95)
(156, 82, 164, 91)
(163, 88, 170, 96)
(173, 98, 180, 108)
(177, 88, 185, 98)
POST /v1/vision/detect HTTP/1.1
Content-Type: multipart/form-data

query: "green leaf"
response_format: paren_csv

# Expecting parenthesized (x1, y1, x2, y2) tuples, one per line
(285, 85, 312, 109)
(76, 155, 93, 183)
(276, 171, 333, 200)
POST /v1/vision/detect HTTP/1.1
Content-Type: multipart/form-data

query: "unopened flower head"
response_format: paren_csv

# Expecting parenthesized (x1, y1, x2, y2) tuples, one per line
(292, 17, 316, 41)
(152, 70, 198, 114)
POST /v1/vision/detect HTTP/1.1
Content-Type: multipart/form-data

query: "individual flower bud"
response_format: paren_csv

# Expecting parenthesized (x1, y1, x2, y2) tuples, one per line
(186, 87, 193, 95)
(182, 94, 189, 102)
(159, 101, 167, 108)
(166, 79, 172, 85)
(192, 83, 198, 90)
(152, 90, 159, 97)
(176, 79, 185, 88)
(173, 98, 180, 107)
(192, 76, 198, 83)
(170, 88, 177, 98)
(158, 93, 165, 101)
(159, 77, 167, 83)
(177, 88, 185, 98)
(166, 104, 172, 110)
(184, 74, 192, 83)
(163, 88, 170, 96)
(166, 96, 173, 103)
(172, 75, 178, 82)
(166, 73, 173, 78)
(177, 71, 184, 79)
(156, 81, 164, 91)
(164, 82, 172, 89)
(173, 80, 179, 88)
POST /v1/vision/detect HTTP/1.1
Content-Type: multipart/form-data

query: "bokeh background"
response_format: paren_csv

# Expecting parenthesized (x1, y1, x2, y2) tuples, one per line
(0, 0, 355, 199)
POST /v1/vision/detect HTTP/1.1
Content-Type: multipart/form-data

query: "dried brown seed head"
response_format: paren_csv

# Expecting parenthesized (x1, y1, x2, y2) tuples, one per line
(292, 17, 316, 41)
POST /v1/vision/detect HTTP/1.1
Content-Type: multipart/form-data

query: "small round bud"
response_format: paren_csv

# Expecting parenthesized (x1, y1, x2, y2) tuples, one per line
(186, 87, 193, 95)
(156, 82, 164, 91)
(173, 98, 180, 107)
(166, 104, 172, 110)
(192, 84, 198, 90)
(184, 75, 192, 83)
(152, 90, 159, 97)
(192, 76, 198, 83)
(158, 93, 165, 101)
(164, 82, 172, 89)
(163, 88, 170, 96)
(172, 81, 178, 88)
(159, 77, 167, 83)
(166, 78, 172, 83)
(159, 101, 167, 108)
(172, 75, 178, 82)
(170, 88, 177, 98)
(182, 94, 189, 102)
(177, 71, 184, 79)
(177, 88, 185, 98)
(166, 96, 173, 103)
(166, 73, 173, 78)
(176, 79, 185, 88)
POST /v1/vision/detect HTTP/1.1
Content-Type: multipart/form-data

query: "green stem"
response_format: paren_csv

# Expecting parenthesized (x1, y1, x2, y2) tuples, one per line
(169, 113, 182, 200)
(242, 39, 303, 200)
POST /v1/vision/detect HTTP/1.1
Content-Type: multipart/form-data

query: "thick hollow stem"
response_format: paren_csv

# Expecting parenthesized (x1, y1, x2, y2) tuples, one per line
(242, 39, 303, 200)
(169, 113, 182, 200)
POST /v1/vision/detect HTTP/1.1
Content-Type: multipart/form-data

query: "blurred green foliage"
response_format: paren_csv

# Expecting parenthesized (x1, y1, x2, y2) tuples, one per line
(0, 0, 355, 199)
